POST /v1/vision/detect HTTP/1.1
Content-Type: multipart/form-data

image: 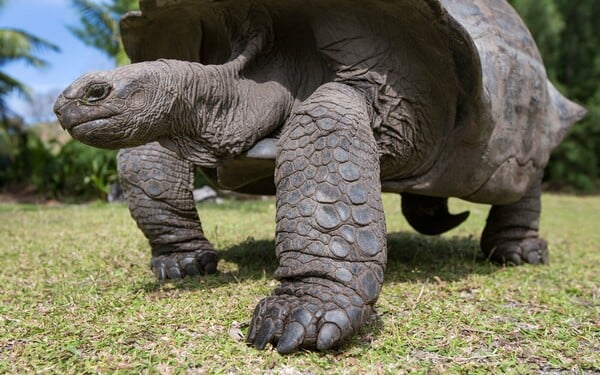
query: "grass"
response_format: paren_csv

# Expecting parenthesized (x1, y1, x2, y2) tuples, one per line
(0, 193, 598, 373)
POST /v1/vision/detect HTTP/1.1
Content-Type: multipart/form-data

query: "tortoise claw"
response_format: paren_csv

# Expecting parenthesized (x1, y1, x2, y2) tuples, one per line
(487, 238, 548, 265)
(151, 250, 219, 280)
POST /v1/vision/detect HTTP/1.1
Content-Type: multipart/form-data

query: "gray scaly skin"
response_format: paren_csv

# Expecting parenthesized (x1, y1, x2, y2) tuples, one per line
(117, 142, 218, 278)
(55, 57, 378, 352)
(481, 180, 549, 265)
(53, 0, 585, 353)
(247, 83, 386, 352)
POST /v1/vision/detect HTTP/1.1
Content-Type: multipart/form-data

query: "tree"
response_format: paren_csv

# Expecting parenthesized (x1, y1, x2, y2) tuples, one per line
(507, 0, 565, 83)
(0, 1, 59, 119)
(69, 0, 139, 66)
(509, 0, 600, 191)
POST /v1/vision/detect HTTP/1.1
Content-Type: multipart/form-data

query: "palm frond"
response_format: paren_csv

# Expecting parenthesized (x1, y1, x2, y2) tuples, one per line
(108, 0, 139, 15)
(0, 70, 30, 118)
(0, 2, 58, 119)
(0, 29, 59, 67)
(69, 0, 120, 54)
(69, 0, 139, 65)
(0, 71, 31, 99)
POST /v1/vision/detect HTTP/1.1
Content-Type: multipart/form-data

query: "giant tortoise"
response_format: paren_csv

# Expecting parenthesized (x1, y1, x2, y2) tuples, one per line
(53, 0, 585, 353)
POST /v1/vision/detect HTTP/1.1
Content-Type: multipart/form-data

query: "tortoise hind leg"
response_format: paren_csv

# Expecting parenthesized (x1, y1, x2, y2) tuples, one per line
(401, 193, 469, 235)
(481, 180, 548, 265)
(118, 142, 218, 279)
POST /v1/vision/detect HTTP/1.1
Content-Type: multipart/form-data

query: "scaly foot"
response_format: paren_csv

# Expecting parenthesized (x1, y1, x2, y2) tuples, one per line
(486, 238, 548, 265)
(247, 279, 372, 353)
(151, 250, 219, 279)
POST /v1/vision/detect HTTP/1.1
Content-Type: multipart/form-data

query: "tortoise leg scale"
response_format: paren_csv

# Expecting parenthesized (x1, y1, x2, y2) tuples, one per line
(118, 142, 218, 279)
(481, 179, 549, 265)
(247, 83, 387, 353)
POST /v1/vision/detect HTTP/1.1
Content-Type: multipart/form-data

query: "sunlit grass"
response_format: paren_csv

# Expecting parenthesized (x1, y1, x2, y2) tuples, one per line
(0, 193, 598, 373)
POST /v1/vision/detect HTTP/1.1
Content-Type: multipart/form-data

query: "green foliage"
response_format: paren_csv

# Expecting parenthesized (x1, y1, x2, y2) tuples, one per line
(546, 98, 600, 192)
(0, 3, 59, 117)
(69, 0, 139, 66)
(508, 0, 565, 83)
(0, 126, 118, 201)
(509, 0, 600, 191)
(0, 120, 56, 188)
(53, 140, 119, 200)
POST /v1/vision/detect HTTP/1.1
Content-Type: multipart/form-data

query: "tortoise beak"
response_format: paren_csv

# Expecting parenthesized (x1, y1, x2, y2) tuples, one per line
(54, 91, 77, 130)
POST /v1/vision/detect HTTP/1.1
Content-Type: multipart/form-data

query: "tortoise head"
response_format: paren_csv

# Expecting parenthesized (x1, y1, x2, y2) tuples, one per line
(54, 61, 177, 149)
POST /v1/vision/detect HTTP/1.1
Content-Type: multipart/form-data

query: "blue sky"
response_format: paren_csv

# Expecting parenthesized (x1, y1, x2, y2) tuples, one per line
(1, 0, 115, 120)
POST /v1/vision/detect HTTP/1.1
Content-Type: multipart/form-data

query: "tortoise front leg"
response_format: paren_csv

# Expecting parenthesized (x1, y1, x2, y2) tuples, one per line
(117, 142, 218, 279)
(247, 83, 387, 353)
(481, 178, 549, 265)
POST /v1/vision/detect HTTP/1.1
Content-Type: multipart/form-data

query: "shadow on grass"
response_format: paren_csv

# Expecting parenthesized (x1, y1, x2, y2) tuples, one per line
(385, 231, 497, 283)
(143, 231, 498, 292)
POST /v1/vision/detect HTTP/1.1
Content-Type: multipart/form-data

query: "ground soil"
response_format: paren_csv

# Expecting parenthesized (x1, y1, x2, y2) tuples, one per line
(0, 185, 61, 205)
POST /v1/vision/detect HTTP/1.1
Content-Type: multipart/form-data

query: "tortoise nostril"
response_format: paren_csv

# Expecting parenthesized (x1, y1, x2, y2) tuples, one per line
(53, 95, 74, 129)
(53, 97, 64, 122)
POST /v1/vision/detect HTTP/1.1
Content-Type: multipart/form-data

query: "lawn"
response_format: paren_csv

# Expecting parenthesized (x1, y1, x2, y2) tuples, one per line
(0, 193, 598, 373)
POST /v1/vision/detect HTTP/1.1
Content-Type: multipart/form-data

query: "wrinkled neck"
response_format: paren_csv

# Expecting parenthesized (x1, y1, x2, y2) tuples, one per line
(162, 59, 291, 163)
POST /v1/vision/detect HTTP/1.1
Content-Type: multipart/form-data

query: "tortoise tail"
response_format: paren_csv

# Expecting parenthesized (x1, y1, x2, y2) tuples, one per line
(547, 81, 586, 146)
(401, 193, 470, 236)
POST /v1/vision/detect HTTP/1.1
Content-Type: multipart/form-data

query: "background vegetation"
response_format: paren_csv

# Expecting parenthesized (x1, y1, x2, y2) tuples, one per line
(0, 120, 118, 201)
(509, 0, 600, 191)
(0, 0, 599, 200)
(0, 0, 134, 201)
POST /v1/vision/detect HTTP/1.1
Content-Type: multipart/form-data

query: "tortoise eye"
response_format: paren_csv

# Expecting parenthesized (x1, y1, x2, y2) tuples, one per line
(84, 84, 111, 103)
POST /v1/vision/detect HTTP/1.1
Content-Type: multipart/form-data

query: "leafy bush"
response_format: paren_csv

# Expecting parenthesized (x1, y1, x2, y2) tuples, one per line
(0, 127, 118, 201)
(53, 140, 118, 200)
(0, 125, 56, 189)
(546, 103, 600, 192)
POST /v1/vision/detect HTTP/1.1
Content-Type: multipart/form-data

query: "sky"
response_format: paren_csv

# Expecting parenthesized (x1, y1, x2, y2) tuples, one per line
(1, 0, 115, 121)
